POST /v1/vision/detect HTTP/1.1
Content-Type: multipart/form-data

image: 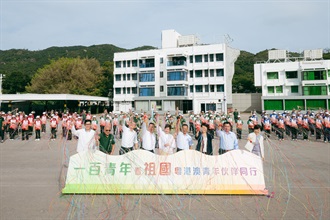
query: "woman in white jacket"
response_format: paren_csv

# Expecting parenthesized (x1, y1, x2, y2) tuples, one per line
(244, 124, 265, 161)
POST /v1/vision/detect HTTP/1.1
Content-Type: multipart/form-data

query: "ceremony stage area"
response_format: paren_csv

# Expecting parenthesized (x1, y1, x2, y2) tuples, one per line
(0, 113, 329, 219)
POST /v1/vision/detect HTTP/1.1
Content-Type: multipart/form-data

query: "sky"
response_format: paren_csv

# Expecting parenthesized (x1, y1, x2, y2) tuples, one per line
(0, 0, 329, 54)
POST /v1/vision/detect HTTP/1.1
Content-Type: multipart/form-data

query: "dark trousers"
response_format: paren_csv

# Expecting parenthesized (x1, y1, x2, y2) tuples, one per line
(22, 129, 29, 140)
(119, 146, 133, 155)
(219, 148, 232, 155)
(236, 129, 242, 139)
(315, 128, 322, 140)
(9, 128, 16, 139)
(51, 127, 56, 139)
(291, 127, 298, 140)
(302, 127, 309, 140)
(41, 124, 46, 133)
(324, 128, 330, 142)
(0, 129, 4, 141)
(141, 147, 154, 153)
(35, 130, 41, 139)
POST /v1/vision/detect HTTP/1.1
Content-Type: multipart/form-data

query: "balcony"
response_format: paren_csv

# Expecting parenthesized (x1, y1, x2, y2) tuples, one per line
(167, 60, 187, 67)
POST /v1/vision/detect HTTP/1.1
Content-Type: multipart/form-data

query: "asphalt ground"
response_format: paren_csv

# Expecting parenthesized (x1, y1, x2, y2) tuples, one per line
(0, 113, 329, 219)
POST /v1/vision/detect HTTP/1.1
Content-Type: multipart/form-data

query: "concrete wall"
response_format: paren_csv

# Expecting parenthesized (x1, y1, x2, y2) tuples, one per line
(232, 93, 262, 113)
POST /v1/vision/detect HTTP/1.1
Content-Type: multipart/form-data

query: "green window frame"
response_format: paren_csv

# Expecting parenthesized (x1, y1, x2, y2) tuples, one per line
(267, 87, 274, 94)
(276, 86, 283, 93)
(291, 86, 299, 93)
(267, 72, 278, 80)
(286, 71, 298, 79)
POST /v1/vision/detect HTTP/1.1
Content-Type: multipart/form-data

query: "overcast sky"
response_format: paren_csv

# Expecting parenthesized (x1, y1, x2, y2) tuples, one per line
(0, 0, 329, 53)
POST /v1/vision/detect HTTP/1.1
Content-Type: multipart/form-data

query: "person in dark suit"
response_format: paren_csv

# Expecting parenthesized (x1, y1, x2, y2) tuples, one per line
(195, 123, 213, 155)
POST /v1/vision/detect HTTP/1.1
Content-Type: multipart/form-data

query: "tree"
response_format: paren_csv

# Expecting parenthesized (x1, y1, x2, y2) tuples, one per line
(3, 71, 31, 94)
(99, 61, 114, 97)
(26, 57, 104, 95)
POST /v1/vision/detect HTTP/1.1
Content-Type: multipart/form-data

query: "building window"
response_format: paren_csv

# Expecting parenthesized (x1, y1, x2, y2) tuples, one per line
(268, 87, 274, 94)
(210, 69, 214, 77)
(160, 58, 163, 64)
(291, 86, 299, 93)
(204, 70, 209, 77)
(139, 87, 154, 96)
(127, 74, 130, 80)
(139, 72, 155, 82)
(127, 60, 131, 67)
(286, 71, 298, 79)
(216, 69, 224, 77)
(195, 85, 203, 92)
(115, 88, 121, 94)
(160, 86, 164, 92)
(167, 87, 187, 96)
(276, 86, 283, 93)
(210, 85, 214, 92)
(132, 87, 137, 94)
(303, 70, 327, 80)
(132, 60, 137, 67)
(216, 84, 224, 92)
(195, 55, 202, 63)
(303, 86, 327, 95)
(189, 56, 193, 63)
(160, 71, 163, 78)
(205, 85, 209, 92)
(132, 73, 137, 80)
(167, 71, 187, 81)
(267, 72, 279, 80)
(204, 54, 208, 62)
(115, 75, 121, 81)
(190, 85, 194, 93)
(216, 53, 224, 61)
(115, 61, 121, 68)
(195, 70, 202, 77)
(127, 88, 131, 94)
(123, 74, 126, 81)
(209, 54, 214, 62)
(190, 70, 193, 78)
(123, 87, 126, 94)
(123, 61, 126, 68)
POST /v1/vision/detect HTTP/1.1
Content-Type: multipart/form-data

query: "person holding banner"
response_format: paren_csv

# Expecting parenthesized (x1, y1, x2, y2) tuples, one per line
(120, 116, 138, 155)
(195, 123, 213, 155)
(175, 118, 193, 152)
(217, 121, 239, 155)
(97, 125, 116, 155)
(245, 124, 265, 161)
(156, 115, 176, 155)
(70, 119, 97, 153)
(141, 115, 156, 153)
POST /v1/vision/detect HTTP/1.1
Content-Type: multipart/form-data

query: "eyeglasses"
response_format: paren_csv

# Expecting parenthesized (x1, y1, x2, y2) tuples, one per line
(105, 130, 111, 132)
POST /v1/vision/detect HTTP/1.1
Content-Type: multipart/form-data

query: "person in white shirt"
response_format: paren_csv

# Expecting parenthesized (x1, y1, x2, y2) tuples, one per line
(71, 119, 97, 153)
(141, 116, 156, 153)
(120, 116, 138, 155)
(175, 118, 193, 152)
(156, 115, 176, 155)
(244, 124, 265, 161)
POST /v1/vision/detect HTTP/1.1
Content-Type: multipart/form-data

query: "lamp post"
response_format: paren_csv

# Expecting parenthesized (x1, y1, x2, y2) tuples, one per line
(0, 74, 5, 111)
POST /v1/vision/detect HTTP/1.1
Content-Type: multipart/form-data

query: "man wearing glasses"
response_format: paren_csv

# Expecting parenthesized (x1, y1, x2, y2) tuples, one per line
(71, 119, 97, 153)
(97, 125, 115, 155)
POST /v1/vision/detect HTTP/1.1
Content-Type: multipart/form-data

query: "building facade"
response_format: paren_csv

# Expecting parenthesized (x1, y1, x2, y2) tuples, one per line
(113, 30, 240, 113)
(254, 49, 330, 111)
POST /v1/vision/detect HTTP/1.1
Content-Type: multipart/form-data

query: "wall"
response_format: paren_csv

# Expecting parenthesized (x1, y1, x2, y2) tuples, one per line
(232, 93, 262, 113)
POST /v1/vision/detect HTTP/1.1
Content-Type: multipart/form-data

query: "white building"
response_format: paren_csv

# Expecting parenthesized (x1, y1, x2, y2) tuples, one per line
(254, 49, 330, 111)
(113, 30, 240, 113)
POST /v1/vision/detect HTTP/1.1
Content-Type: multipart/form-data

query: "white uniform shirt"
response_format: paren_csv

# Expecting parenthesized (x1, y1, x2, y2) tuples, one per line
(72, 126, 96, 153)
(141, 122, 156, 150)
(176, 132, 193, 150)
(121, 124, 138, 148)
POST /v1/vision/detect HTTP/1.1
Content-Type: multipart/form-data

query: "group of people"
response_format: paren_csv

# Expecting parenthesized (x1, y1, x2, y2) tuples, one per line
(259, 109, 330, 142)
(71, 109, 265, 161)
(0, 108, 269, 160)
